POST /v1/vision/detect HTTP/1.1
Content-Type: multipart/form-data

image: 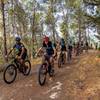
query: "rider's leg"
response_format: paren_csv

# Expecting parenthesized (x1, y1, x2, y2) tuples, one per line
(58, 51, 61, 60)
(20, 53, 27, 71)
(47, 56, 51, 72)
(18, 58, 24, 67)
(48, 56, 54, 77)
(20, 59, 24, 65)
(50, 56, 54, 68)
(64, 51, 66, 63)
(48, 56, 54, 81)
(17, 58, 24, 71)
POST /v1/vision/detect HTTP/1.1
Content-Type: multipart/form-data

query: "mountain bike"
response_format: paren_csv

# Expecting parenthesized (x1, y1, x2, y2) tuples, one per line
(3, 56, 31, 84)
(38, 53, 54, 86)
(58, 51, 66, 68)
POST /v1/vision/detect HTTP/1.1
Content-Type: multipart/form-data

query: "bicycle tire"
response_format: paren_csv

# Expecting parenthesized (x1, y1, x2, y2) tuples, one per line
(38, 64, 47, 86)
(3, 64, 17, 84)
(23, 60, 31, 76)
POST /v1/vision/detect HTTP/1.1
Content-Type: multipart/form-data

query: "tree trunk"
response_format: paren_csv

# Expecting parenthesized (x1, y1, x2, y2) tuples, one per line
(77, 9, 82, 55)
(52, 26, 56, 43)
(11, 0, 16, 35)
(30, 5, 36, 59)
(1, 0, 8, 62)
(51, 0, 56, 43)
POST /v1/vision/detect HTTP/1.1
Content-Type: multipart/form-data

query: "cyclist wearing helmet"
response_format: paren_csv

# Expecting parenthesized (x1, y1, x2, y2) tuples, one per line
(7, 37, 27, 68)
(60, 38, 66, 52)
(37, 36, 56, 80)
(52, 41, 58, 60)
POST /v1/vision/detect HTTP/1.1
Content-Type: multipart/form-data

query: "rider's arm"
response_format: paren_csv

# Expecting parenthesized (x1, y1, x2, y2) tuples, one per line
(52, 44, 56, 56)
(8, 48, 14, 56)
(36, 47, 43, 55)
(20, 47, 25, 58)
(53, 48, 56, 56)
(8, 44, 16, 56)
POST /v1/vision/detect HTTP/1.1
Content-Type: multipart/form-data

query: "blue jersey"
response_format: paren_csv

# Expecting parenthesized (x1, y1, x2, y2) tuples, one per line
(13, 43, 27, 55)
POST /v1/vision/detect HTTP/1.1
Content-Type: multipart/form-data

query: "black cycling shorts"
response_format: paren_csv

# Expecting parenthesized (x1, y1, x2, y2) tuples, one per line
(45, 54, 52, 62)
(61, 45, 66, 51)
(17, 52, 27, 60)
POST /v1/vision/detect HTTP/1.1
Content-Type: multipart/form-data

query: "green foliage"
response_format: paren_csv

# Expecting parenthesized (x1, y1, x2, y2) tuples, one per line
(1, 0, 100, 60)
(33, 13, 41, 25)
(45, 8, 55, 25)
(60, 21, 68, 37)
(98, 47, 100, 51)
(15, 4, 27, 23)
(31, 12, 42, 34)
(14, 4, 28, 33)
(8, 8, 14, 16)
(65, 0, 82, 9)
(70, 22, 78, 30)
(0, 0, 8, 4)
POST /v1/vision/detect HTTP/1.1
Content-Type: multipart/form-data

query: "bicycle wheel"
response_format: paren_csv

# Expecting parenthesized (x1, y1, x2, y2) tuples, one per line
(38, 64, 47, 86)
(23, 60, 31, 76)
(63, 53, 66, 64)
(58, 54, 62, 68)
(49, 67, 54, 77)
(3, 64, 17, 84)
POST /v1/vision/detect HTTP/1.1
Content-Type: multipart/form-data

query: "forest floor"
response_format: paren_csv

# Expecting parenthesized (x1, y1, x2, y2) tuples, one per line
(0, 50, 100, 100)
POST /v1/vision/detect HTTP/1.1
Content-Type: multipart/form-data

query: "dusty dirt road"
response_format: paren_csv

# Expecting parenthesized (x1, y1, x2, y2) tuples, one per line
(0, 50, 100, 100)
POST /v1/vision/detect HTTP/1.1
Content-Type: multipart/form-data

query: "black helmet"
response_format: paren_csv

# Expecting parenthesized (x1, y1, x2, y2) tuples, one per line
(61, 38, 64, 42)
(15, 37, 21, 41)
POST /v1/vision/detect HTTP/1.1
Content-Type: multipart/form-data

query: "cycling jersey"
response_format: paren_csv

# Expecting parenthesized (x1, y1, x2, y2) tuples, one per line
(43, 41, 54, 56)
(13, 43, 27, 60)
(60, 40, 66, 51)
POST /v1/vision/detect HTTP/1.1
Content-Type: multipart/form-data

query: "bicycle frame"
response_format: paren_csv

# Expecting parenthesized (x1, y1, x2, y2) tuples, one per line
(14, 59, 20, 69)
(42, 54, 49, 70)
(8, 57, 20, 70)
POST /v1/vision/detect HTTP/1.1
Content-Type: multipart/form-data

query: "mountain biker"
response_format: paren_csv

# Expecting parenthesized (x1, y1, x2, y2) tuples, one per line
(7, 36, 27, 71)
(37, 36, 56, 80)
(52, 41, 58, 60)
(60, 38, 66, 52)
(58, 38, 67, 64)
(85, 41, 89, 52)
(67, 40, 73, 62)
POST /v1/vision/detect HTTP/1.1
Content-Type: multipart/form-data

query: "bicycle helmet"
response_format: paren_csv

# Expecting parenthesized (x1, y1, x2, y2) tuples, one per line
(61, 38, 65, 45)
(43, 36, 49, 43)
(15, 36, 21, 41)
(61, 38, 64, 42)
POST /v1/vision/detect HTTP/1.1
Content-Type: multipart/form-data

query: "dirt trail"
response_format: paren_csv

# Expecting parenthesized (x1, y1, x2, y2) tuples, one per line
(0, 50, 100, 100)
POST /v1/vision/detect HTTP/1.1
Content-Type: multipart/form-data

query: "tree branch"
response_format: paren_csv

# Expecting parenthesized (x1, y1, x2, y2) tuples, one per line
(83, 0, 100, 6)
